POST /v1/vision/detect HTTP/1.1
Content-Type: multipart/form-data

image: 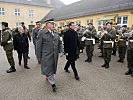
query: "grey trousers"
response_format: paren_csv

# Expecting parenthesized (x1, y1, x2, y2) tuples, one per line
(48, 74, 55, 85)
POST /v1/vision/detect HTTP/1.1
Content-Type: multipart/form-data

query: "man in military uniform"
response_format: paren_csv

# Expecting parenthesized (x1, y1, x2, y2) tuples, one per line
(77, 25, 84, 53)
(101, 22, 114, 68)
(125, 30, 133, 77)
(98, 26, 107, 57)
(106, 22, 117, 56)
(84, 23, 97, 62)
(32, 21, 42, 64)
(1, 22, 16, 73)
(117, 25, 128, 63)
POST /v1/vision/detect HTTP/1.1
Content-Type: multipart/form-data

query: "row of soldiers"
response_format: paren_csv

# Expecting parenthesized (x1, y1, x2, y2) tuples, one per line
(58, 22, 133, 77)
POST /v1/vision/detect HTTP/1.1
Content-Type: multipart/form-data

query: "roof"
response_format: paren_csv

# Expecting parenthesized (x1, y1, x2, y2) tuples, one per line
(0, 0, 65, 8)
(41, 0, 133, 22)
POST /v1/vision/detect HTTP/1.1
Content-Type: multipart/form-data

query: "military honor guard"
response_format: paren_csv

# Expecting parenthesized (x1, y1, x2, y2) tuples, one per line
(101, 22, 115, 68)
(117, 25, 129, 63)
(84, 23, 97, 63)
(32, 21, 42, 64)
(125, 30, 133, 77)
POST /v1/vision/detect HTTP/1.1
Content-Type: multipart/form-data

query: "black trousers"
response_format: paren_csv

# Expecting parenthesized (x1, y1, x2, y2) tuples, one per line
(64, 60, 78, 76)
(18, 52, 28, 66)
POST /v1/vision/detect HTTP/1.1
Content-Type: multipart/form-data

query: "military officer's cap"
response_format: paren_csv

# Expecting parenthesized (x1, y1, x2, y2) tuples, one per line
(1, 22, 8, 27)
(106, 22, 113, 25)
(21, 22, 25, 25)
(122, 25, 127, 28)
(36, 21, 41, 24)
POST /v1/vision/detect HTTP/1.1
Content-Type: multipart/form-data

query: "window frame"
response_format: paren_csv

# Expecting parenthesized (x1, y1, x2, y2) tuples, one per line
(15, 8, 20, 16)
(0, 8, 5, 15)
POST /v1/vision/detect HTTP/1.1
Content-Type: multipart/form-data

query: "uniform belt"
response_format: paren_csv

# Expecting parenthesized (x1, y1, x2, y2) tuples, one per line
(103, 41, 113, 43)
(86, 38, 95, 41)
(7, 41, 12, 43)
(129, 40, 133, 42)
(86, 38, 95, 44)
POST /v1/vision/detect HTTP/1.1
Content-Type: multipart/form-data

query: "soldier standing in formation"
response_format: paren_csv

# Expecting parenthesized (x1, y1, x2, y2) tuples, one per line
(117, 25, 128, 63)
(125, 30, 133, 77)
(84, 23, 97, 63)
(101, 22, 114, 68)
(1, 22, 16, 73)
(32, 21, 42, 64)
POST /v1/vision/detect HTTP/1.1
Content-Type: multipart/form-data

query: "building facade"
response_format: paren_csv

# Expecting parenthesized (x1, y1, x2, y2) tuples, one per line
(41, 0, 133, 30)
(0, 0, 64, 29)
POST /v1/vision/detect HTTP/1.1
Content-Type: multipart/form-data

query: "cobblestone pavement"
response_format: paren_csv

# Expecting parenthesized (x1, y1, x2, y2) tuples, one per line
(0, 43, 133, 100)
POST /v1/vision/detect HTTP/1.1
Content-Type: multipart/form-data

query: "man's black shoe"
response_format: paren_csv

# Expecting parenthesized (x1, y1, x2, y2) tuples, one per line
(131, 71, 133, 77)
(117, 59, 121, 62)
(64, 69, 70, 73)
(24, 65, 30, 69)
(99, 55, 103, 57)
(125, 70, 132, 75)
(19, 62, 21, 66)
(101, 63, 106, 67)
(52, 84, 57, 92)
(6, 68, 16, 73)
(75, 76, 80, 80)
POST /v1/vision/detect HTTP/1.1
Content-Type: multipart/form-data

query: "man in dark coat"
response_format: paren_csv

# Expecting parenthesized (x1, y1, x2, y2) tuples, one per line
(13, 26, 30, 69)
(36, 22, 63, 92)
(64, 22, 80, 80)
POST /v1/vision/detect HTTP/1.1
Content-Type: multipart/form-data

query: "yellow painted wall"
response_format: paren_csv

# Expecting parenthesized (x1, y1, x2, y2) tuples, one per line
(0, 2, 53, 29)
(55, 10, 133, 30)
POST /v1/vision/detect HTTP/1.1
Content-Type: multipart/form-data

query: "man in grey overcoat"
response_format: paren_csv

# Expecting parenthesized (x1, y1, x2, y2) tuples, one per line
(36, 22, 63, 92)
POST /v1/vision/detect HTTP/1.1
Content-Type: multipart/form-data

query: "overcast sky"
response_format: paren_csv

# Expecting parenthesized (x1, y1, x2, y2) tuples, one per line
(60, 0, 80, 5)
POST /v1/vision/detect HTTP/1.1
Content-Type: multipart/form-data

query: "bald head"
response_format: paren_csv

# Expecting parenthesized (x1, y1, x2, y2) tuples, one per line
(18, 26, 24, 33)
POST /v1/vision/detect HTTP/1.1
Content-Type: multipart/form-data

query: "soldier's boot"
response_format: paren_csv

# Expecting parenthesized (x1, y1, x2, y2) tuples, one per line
(120, 59, 124, 63)
(6, 66, 16, 73)
(105, 61, 110, 69)
(101, 60, 107, 67)
(88, 58, 92, 63)
(125, 69, 132, 75)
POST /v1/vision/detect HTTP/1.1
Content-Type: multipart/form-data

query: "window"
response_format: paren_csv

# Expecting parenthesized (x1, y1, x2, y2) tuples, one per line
(86, 19, 93, 25)
(59, 22, 64, 28)
(15, 9, 20, 16)
(29, 10, 34, 18)
(16, 22, 20, 27)
(0, 8, 5, 15)
(75, 20, 81, 25)
(117, 16, 128, 26)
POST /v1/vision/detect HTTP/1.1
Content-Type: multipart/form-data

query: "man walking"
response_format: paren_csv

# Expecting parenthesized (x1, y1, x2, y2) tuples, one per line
(36, 22, 63, 92)
(13, 26, 30, 69)
(64, 22, 80, 80)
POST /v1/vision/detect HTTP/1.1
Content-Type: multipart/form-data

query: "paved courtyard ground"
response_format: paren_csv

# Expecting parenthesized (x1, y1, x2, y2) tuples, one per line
(0, 43, 133, 100)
